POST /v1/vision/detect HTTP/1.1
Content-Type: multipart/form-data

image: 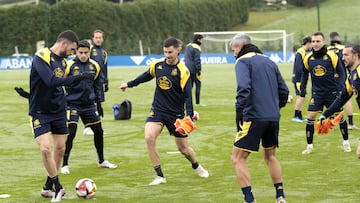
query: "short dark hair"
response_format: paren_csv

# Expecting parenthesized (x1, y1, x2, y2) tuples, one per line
(329, 31, 340, 40)
(301, 36, 312, 45)
(92, 29, 104, 38)
(345, 43, 360, 57)
(56, 30, 79, 44)
(77, 40, 90, 49)
(193, 34, 203, 42)
(312, 31, 325, 39)
(163, 37, 180, 48)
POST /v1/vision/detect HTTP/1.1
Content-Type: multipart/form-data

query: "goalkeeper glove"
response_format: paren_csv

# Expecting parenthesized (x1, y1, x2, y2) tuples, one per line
(174, 116, 197, 136)
(318, 115, 326, 125)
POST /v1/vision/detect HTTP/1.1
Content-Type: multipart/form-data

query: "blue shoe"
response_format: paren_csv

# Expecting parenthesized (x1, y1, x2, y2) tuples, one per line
(292, 117, 304, 122)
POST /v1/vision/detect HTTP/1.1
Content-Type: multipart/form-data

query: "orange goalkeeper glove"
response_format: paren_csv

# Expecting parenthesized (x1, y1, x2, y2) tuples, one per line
(316, 112, 343, 135)
(174, 116, 197, 136)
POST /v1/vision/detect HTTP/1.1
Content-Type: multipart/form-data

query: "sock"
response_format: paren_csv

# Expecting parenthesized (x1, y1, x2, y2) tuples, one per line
(294, 110, 302, 118)
(241, 186, 255, 203)
(51, 175, 63, 191)
(192, 162, 199, 169)
(154, 165, 164, 177)
(343, 140, 349, 145)
(43, 176, 53, 190)
(339, 118, 349, 140)
(348, 115, 353, 125)
(274, 182, 285, 198)
(306, 119, 314, 145)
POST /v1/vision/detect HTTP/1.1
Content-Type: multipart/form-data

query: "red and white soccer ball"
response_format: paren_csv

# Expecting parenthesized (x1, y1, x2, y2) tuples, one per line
(75, 178, 97, 199)
(192, 111, 199, 121)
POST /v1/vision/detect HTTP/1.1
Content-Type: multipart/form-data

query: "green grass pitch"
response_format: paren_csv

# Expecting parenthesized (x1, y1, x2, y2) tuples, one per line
(0, 63, 360, 202)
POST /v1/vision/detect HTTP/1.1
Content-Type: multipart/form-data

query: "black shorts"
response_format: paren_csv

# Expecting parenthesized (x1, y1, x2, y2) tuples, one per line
(233, 120, 279, 152)
(146, 109, 186, 138)
(67, 105, 101, 127)
(30, 113, 69, 138)
(308, 92, 341, 112)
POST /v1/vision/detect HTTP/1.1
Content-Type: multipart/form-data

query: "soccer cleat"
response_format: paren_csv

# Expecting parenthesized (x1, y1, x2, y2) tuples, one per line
(343, 143, 352, 152)
(302, 147, 313, 155)
(41, 188, 54, 198)
(60, 165, 70, 174)
(98, 160, 117, 168)
(83, 127, 94, 136)
(51, 188, 65, 202)
(276, 196, 286, 203)
(149, 176, 167, 186)
(194, 164, 209, 178)
(291, 117, 304, 122)
(348, 124, 360, 130)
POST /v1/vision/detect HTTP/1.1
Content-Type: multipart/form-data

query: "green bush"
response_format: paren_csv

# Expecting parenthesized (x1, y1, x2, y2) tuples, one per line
(0, 0, 248, 56)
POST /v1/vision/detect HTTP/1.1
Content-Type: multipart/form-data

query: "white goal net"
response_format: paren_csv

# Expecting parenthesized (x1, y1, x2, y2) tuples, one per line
(194, 30, 294, 63)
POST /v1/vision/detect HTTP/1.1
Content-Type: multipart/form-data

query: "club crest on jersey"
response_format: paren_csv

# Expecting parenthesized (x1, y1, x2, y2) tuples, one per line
(157, 76, 172, 90)
(323, 55, 329, 60)
(312, 65, 326, 76)
(171, 68, 178, 76)
(73, 66, 81, 76)
(54, 67, 65, 77)
(89, 64, 94, 70)
(92, 49, 98, 56)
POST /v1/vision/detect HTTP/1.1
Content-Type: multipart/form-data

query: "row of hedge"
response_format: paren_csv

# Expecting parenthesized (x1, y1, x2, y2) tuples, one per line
(0, 0, 248, 56)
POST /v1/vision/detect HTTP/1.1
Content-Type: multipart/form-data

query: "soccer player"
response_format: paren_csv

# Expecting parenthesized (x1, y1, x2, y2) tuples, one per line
(29, 30, 92, 202)
(184, 34, 204, 106)
(328, 31, 358, 130)
(230, 33, 288, 203)
(119, 37, 209, 186)
(83, 29, 109, 135)
(300, 31, 350, 154)
(319, 43, 360, 158)
(60, 40, 117, 175)
(292, 36, 312, 122)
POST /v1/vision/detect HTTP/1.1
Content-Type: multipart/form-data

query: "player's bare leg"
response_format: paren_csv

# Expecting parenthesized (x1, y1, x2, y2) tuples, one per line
(231, 147, 254, 202)
(145, 122, 167, 185)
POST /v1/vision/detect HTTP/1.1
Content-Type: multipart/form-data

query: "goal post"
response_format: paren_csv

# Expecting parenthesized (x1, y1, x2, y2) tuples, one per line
(194, 30, 293, 62)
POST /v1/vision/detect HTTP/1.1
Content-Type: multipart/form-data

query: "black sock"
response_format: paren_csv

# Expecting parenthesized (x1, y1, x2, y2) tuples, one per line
(154, 165, 164, 177)
(43, 176, 53, 190)
(340, 118, 349, 140)
(241, 186, 255, 202)
(51, 175, 63, 191)
(306, 119, 314, 144)
(348, 115, 353, 125)
(192, 162, 199, 169)
(295, 110, 302, 118)
(274, 182, 285, 198)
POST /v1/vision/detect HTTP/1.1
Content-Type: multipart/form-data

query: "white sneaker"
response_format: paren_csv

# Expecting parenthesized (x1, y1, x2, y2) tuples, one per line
(98, 160, 117, 168)
(83, 127, 94, 136)
(348, 124, 360, 130)
(194, 164, 209, 178)
(149, 176, 167, 186)
(302, 147, 313, 155)
(60, 165, 70, 174)
(343, 143, 352, 152)
(276, 196, 286, 203)
(51, 188, 65, 202)
(41, 188, 54, 198)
